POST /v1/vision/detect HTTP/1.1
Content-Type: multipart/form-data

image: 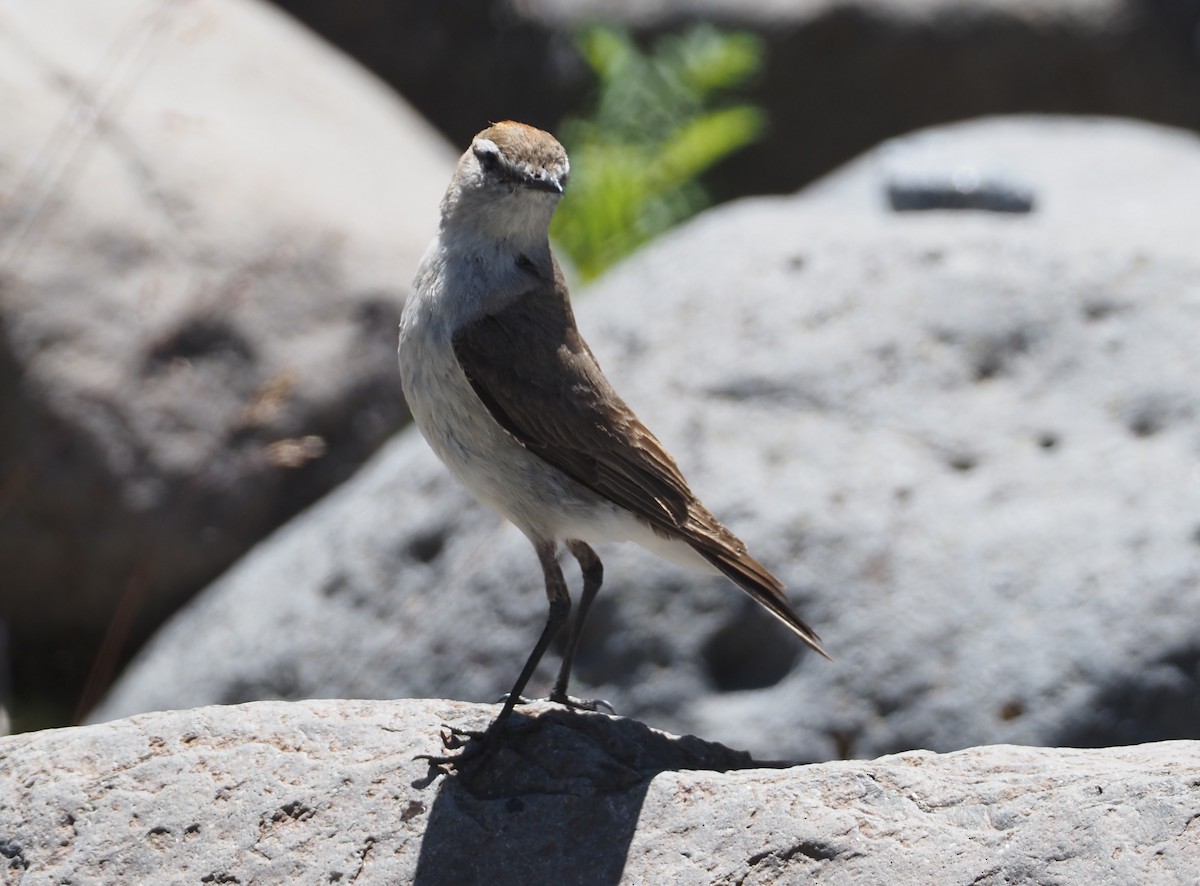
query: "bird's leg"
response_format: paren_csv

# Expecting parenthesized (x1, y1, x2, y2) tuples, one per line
(494, 539, 573, 725)
(420, 539, 571, 767)
(548, 540, 614, 714)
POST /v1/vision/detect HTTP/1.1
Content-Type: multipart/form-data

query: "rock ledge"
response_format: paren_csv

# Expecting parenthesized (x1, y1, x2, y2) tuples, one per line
(2, 699, 1197, 884)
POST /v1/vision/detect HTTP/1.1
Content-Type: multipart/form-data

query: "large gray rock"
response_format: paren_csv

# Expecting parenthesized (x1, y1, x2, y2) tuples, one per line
(269, 0, 1200, 197)
(0, 0, 453, 718)
(2, 700, 1197, 884)
(92, 116, 1200, 763)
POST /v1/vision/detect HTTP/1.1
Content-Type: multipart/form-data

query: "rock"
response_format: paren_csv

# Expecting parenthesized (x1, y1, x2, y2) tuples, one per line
(2, 700, 1197, 883)
(269, 0, 1200, 197)
(0, 625, 9, 737)
(881, 148, 1037, 213)
(808, 115, 1200, 249)
(0, 0, 454, 718)
(92, 116, 1200, 764)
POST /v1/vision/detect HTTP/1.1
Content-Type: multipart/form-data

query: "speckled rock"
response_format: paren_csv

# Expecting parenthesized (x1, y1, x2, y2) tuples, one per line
(2, 700, 1198, 884)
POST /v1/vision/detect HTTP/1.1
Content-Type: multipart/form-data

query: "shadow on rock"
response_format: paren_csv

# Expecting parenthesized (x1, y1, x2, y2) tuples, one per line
(411, 707, 779, 885)
(1055, 643, 1200, 749)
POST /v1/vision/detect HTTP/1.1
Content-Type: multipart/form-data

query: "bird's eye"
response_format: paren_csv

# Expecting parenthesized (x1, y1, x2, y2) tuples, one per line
(474, 144, 502, 173)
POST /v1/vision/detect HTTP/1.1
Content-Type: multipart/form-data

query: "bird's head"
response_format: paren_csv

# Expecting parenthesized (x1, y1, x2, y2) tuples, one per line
(441, 121, 571, 245)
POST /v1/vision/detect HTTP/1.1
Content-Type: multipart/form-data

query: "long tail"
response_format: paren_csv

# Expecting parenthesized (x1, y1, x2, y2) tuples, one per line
(684, 512, 830, 660)
(700, 542, 835, 657)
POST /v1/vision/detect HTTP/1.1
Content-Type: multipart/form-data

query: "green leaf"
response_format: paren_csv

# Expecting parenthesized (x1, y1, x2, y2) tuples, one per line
(551, 24, 767, 281)
(656, 106, 766, 189)
(669, 25, 765, 98)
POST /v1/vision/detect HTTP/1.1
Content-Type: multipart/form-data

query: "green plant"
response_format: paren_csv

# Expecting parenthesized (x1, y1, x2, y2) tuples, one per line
(550, 24, 767, 281)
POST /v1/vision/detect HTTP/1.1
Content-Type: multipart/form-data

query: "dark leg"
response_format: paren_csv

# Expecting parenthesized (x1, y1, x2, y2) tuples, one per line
(549, 540, 611, 711)
(491, 539, 573, 729)
(417, 539, 571, 769)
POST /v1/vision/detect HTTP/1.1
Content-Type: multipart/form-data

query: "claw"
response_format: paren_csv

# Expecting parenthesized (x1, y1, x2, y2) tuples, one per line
(414, 691, 617, 776)
(548, 693, 616, 714)
(494, 693, 536, 706)
(498, 691, 616, 715)
(440, 725, 480, 750)
(415, 724, 490, 770)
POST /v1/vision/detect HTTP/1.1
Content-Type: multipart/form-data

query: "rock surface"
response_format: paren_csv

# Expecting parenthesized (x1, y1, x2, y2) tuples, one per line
(270, 0, 1200, 196)
(93, 116, 1200, 763)
(0, 0, 453, 716)
(2, 700, 1198, 884)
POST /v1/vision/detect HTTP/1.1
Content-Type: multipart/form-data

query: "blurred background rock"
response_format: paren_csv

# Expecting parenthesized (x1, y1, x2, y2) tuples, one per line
(0, 0, 453, 730)
(88, 116, 1200, 760)
(2, 0, 1199, 740)
(272, 0, 1200, 198)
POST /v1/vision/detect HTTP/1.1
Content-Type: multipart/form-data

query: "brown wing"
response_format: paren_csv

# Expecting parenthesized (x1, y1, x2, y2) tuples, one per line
(451, 266, 692, 532)
(451, 264, 828, 658)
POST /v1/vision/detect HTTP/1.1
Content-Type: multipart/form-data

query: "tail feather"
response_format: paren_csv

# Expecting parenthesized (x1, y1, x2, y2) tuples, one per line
(699, 547, 831, 660)
(637, 494, 830, 660)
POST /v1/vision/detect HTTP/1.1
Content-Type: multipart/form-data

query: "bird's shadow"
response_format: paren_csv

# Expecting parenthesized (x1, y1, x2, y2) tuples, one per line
(410, 706, 791, 885)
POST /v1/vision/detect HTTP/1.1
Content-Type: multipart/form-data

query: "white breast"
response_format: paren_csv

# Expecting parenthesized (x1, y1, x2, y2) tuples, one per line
(397, 235, 715, 576)
(398, 237, 603, 542)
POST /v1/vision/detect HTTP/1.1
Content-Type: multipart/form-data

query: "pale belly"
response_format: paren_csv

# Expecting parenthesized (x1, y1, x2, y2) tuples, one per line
(399, 321, 608, 539)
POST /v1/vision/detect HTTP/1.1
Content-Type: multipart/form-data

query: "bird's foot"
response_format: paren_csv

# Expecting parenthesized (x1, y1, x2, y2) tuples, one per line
(494, 693, 536, 707)
(415, 710, 541, 774)
(414, 724, 490, 772)
(500, 690, 615, 714)
(547, 691, 616, 714)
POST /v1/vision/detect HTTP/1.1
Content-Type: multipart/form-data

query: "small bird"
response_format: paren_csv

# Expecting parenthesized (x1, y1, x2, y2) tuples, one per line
(398, 121, 827, 757)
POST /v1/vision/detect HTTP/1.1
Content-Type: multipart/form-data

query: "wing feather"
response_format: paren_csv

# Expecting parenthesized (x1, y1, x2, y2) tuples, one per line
(451, 264, 827, 658)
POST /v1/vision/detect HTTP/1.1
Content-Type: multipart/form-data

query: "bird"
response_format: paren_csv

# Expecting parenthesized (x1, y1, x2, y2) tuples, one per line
(398, 121, 827, 760)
